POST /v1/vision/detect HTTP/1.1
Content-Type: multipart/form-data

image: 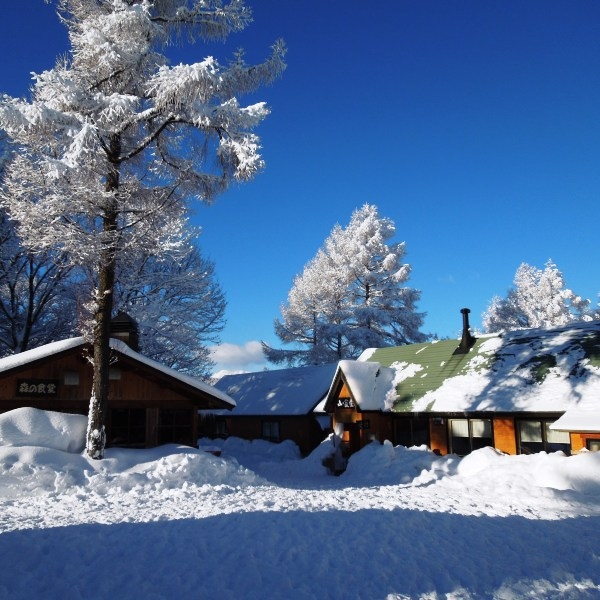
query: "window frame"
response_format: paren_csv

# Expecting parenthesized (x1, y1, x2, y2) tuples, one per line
(261, 420, 280, 443)
(109, 408, 146, 447)
(394, 416, 430, 448)
(449, 417, 493, 456)
(158, 409, 193, 445)
(585, 438, 600, 452)
(516, 419, 571, 455)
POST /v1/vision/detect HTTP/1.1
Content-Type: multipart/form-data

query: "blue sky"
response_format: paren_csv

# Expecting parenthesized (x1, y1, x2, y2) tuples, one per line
(2, 1, 600, 373)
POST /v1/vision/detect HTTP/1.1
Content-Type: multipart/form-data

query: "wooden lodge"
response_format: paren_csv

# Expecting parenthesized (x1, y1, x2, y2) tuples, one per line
(205, 363, 337, 455)
(0, 315, 235, 448)
(324, 312, 600, 459)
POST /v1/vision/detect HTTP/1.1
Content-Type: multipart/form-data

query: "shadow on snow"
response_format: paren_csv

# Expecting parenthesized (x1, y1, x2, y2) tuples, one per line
(0, 509, 599, 599)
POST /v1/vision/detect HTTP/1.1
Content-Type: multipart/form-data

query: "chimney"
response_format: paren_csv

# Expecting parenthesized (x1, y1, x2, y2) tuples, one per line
(110, 312, 140, 351)
(455, 308, 476, 354)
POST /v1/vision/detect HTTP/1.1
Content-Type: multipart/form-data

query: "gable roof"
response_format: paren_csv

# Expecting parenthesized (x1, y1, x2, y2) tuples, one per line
(0, 336, 235, 409)
(213, 363, 337, 416)
(325, 360, 396, 411)
(362, 320, 600, 413)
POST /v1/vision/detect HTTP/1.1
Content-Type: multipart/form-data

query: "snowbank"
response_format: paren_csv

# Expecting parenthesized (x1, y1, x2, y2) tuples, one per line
(0, 406, 87, 452)
(1, 409, 600, 599)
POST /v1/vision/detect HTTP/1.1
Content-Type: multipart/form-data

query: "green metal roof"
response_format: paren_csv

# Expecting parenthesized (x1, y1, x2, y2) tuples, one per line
(366, 338, 492, 412)
(364, 321, 600, 414)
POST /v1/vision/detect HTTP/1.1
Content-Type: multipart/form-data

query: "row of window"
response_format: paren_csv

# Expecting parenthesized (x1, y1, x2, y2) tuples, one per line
(109, 408, 194, 447)
(203, 418, 281, 443)
(395, 417, 578, 456)
(211, 416, 599, 456)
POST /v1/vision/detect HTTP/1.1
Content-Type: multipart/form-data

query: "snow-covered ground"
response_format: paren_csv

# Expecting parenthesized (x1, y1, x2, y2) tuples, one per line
(1, 408, 600, 599)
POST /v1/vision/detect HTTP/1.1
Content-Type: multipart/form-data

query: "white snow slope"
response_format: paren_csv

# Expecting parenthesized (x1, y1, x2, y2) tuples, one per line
(1, 407, 600, 600)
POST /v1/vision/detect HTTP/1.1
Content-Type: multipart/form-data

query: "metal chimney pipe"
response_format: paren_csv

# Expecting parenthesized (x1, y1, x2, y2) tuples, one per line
(457, 308, 475, 353)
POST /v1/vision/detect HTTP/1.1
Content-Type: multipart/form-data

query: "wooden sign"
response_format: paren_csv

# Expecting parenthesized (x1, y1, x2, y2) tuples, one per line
(337, 398, 354, 409)
(17, 379, 59, 397)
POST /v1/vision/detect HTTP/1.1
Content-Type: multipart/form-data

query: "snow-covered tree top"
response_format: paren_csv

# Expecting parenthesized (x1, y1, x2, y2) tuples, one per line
(0, 0, 285, 262)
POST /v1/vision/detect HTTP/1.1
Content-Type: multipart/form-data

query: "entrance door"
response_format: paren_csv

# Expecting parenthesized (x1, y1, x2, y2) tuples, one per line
(341, 422, 361, 455)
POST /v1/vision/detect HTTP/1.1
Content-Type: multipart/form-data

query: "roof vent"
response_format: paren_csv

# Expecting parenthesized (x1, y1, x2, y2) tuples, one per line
(455, 308, 476, 354)
(110, 312, 140, 351)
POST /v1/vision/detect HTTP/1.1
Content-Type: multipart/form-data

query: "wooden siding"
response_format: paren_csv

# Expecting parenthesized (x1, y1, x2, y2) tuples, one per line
(571, 432, 600, 453)
(0, 345, 217, 448)
(221, 415, 326, 456)
(492, 417, 517, 455)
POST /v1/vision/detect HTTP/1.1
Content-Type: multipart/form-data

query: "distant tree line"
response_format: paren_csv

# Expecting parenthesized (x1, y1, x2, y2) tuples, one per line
(264, 205, 597, 367)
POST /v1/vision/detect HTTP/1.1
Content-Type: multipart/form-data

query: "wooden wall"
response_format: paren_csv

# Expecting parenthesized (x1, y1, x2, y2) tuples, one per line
(0, 348, 202, 447)
(429, 418, 448, 455)
(492, 417, 517, 455)
(570, 432, 600, 453)
(223, 415, 326, 456)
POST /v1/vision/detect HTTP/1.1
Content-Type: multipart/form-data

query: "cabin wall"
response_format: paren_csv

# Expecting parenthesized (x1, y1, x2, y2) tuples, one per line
(0, 353, 91, 413)
(570, 432, 600, 453)
(330, 407, 385, 455)
(492, 417, 517, 455)
(429, 418, 448, 455)
(0, 351, 201, 448)
(221, 415, 326, 456)
(427, 415, 524, 456)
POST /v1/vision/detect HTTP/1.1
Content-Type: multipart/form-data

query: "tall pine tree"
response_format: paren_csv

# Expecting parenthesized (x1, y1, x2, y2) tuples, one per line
(264, 204, 427, 366)
(0, 0, 285, 458)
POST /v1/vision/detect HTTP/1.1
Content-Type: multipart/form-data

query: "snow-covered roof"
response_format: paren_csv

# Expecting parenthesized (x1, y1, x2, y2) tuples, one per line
(0, 336, 235, 408)
(550, 410, 600, 433)
(331, 360, 396, 411)
(212, 363, 337, 416)
(0, 337, 87, 374)
(362, 320, 600, 413)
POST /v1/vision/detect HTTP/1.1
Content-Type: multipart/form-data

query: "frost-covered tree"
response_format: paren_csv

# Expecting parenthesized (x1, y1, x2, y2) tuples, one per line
(113, 241, 226, 379)
(0, 211, 78, 355)
(0, 0, 285, 458)
(265, 247, 350, 365)
(482, 260, 591, 332)
(264, 204, 427, 366)
(0, 135, 77, 354)
(0, 132, 11, 175)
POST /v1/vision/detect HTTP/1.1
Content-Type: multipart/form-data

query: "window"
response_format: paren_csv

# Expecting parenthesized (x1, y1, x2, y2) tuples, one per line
(262, 421, 280, 443)
(449, 418, 492, 456)
(214, 419, 227, 438)
(586, 439, 600, 452)
(158, 409, 193, 445)
(517, 419, 570, 455)
(394, 417, 430, 448)
(518, 420, 543, 454)
(110, 408, 146, 447)
(545, 422, 571, 454)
